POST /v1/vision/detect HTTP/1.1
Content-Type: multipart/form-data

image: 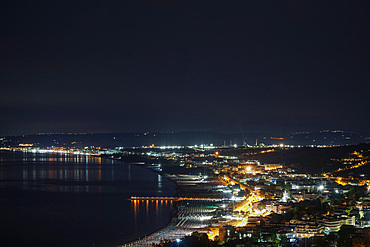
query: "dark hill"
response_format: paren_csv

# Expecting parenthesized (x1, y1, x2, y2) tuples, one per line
(247, 143, 370, 175)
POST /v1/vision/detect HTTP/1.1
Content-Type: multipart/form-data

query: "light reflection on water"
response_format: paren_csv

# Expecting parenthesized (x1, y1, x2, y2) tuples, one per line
(0, 150, 176, 247)
(0, 152, 104, 192)
(1, 151, 102, 165)
(131, 199, 174, 231)
(0, 151, 171, 194)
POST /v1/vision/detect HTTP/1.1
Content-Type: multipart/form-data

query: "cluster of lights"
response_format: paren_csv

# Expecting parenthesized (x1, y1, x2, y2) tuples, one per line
(3, 147, 102, 156)
(189, 144, 216, 149)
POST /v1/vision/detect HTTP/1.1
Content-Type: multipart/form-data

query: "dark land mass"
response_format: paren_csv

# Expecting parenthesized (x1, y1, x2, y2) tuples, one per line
(246, 143, 370, 175)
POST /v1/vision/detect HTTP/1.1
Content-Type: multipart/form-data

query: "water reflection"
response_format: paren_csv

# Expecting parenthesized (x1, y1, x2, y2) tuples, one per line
(15, 165, 103, 192)
(24, 165, 103, 181)
(131, 199, 174, 231)
(158, 174, 162, 187)
(0, 151, 176, 195)
(13, 153, 103, 165)
(0, 151, 177, 246)
(0, 152, 109, 193)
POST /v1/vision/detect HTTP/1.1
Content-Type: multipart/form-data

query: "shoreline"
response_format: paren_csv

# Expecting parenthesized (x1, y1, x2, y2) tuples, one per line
(107, 157, 181, 247)
(117, 160, 219, 247)
(2, 150, 212, 246)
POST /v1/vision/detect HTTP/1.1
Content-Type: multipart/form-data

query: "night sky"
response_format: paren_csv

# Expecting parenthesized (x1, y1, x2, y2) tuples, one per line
(1, 1, 369, 136)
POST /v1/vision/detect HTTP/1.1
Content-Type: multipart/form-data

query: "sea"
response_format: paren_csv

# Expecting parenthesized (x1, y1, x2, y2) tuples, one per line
(0, 150, 177, 247)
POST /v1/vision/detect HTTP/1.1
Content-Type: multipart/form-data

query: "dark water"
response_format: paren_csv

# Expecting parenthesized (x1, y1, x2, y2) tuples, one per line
(0, 150, 176, 247)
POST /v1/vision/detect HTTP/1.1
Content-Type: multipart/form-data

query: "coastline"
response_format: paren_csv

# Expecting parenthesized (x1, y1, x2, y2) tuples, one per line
(116, 160, 217, 247)
(120, 216, 179, 247)
(106, 157, 180, 247)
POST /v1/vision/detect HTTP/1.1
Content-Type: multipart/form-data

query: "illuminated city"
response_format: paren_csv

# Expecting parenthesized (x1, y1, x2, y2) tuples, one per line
(1, 1, 369, 246)
(1, 136, 370, 246)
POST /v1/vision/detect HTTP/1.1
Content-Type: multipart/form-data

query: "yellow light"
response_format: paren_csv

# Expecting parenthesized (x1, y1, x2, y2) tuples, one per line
(236, 216, 249, 227)
(207, 228, 219, 240)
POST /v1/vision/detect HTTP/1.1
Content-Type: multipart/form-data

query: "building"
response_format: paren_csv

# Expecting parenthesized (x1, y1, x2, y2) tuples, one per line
(318, 217, 341, 233)
(219, 225, 237, 241)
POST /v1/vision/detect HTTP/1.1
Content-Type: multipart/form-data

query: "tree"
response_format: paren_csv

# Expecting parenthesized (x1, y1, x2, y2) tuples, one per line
(337, 225, 356, 247)
(347, 186, 367, 200)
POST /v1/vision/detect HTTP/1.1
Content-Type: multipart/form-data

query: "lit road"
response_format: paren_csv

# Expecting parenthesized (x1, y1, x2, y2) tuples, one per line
(233, 193, 263, 227)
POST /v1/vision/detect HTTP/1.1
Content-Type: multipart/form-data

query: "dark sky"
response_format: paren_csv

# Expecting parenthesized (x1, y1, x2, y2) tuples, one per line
(1, 0, 369, 136)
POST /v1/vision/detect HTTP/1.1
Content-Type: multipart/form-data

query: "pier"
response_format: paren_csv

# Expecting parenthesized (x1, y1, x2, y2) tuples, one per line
(130, 196, 222, 201)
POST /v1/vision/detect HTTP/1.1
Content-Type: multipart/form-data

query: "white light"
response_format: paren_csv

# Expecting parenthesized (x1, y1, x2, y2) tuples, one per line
(199, 215, 212, 221)
(176, 239, 181, 243)
(318, 185, 324, 190)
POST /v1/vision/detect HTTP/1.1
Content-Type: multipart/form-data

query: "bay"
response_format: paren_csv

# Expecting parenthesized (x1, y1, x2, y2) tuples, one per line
(0, 150, 176, 247)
